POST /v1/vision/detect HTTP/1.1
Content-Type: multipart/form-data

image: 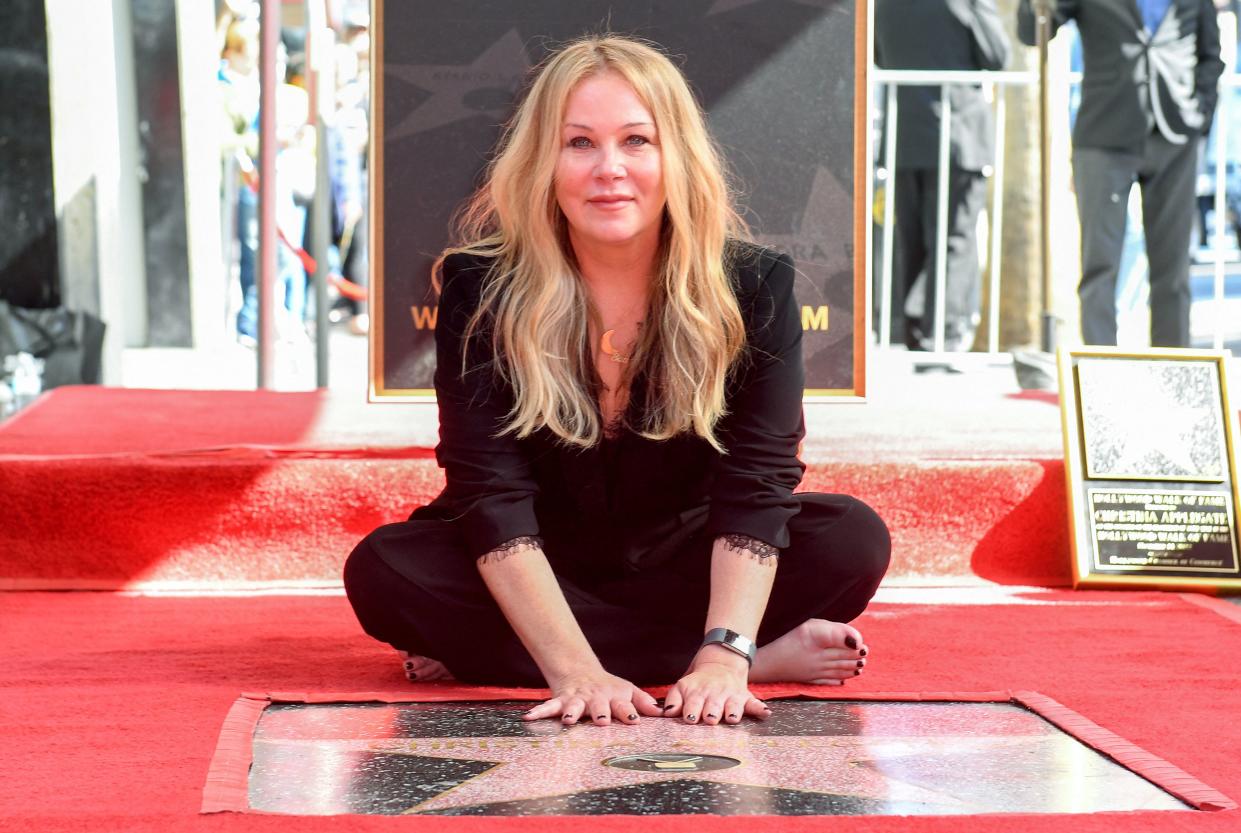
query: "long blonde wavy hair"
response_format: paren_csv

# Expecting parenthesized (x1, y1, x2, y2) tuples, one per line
(437, 34, 749, 450)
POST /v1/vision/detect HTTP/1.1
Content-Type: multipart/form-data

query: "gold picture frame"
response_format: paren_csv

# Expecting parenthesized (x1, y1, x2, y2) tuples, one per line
(1058, 346, 1241, 591)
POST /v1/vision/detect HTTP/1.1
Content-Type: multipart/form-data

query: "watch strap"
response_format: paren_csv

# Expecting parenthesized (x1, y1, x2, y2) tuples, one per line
(701, 627, 757, 666)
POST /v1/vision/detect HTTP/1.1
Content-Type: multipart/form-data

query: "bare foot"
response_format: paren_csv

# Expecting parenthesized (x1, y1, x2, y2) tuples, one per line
(397, 650, 454, 682)
(749, 619, 868, 685)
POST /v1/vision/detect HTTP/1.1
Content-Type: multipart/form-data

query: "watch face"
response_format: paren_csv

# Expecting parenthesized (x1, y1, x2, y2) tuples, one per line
(704, 629, 755, 663)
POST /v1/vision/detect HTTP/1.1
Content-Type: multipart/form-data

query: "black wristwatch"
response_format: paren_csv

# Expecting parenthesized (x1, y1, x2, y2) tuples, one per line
(700, 628, 757, 666)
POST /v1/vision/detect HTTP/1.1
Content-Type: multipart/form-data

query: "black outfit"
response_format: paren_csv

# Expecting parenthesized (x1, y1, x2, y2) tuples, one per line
(875, 0, 1011, 351)
(344, 244, 891, 686)
(1018, 0, 1224, 347)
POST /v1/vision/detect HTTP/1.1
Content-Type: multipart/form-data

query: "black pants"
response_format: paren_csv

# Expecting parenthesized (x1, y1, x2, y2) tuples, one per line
(1073, 134, 1199, 347)
(889, 166, 988, 350)
(343, 493, 891, 687)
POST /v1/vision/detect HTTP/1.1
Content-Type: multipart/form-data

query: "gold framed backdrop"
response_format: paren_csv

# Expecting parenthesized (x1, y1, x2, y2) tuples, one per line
(367, 0, 871, 401)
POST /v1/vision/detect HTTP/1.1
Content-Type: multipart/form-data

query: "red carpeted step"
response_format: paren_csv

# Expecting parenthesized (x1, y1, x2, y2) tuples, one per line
(0, 386, 1074, 589)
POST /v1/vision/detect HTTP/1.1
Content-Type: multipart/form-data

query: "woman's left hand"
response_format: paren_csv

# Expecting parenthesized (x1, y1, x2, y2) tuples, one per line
(662, 646, 771, 725)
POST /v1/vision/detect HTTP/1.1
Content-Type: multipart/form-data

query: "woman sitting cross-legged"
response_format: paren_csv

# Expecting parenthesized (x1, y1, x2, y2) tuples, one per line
(344, 34, 891, 727)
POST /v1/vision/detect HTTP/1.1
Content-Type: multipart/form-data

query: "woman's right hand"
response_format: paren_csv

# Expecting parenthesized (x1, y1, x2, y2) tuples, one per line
(523, 668, 663, 726)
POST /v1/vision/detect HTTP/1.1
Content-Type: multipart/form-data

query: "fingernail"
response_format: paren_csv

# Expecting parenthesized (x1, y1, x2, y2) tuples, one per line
(686, 713, 696, 721)
(407, 671, 418, 680)
(728, 713, 738, 719)
(663, 705, 674, 711)
(628, 713, 638, 720)
(857, 660, 865, 668)
(707, 713, 717, 719)
(854, 669, 861, 676)
(860, 647, 868, 657)
(845, 636, 858, 649)
(596, 714, 607, 720)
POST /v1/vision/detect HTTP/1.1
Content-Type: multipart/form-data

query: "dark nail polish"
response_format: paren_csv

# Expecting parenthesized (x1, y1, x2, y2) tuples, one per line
(707, 713, 717, 719)
(857, 660, 865, 668)
(854, 669, 861, 676)
(407, 671, 418, 680)
(663, 705, 674, 711)
(628, 713, 638, 720)
(686, 714, 696, 721)
(596, 714, 606, 720)
(860, 647, 868, 657)
(728, 713, 738, 719)
(844, 635, 858, 649)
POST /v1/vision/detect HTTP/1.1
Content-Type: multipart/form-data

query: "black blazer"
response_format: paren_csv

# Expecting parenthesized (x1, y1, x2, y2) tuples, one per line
(874, 0, 1012, 171)
(415, 243, 806, 573)
(1018, 0, 1224, 152)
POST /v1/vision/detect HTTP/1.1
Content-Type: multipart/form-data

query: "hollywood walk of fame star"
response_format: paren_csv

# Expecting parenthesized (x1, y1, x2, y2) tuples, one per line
(385, 29, 531, 144)
(247, 701, 1189, 816)
(260, 721, 1058, 814)
(759, 165, 853, 275)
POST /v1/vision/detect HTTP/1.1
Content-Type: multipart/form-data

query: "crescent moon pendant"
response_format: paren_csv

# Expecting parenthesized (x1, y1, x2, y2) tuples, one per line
(601, 329, 630, 364)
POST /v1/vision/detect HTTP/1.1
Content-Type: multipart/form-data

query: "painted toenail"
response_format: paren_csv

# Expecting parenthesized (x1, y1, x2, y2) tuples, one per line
(857, 660, 864, 668)
(845, 636, 858, 649)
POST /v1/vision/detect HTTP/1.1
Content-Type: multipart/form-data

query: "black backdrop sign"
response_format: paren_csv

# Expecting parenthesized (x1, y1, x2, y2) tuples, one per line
(371, 0, 865, 398)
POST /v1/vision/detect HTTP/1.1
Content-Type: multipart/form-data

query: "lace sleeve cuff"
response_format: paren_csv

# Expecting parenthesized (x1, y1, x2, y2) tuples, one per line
(477, 535, 545, 565)
(718, 533, 780, 565)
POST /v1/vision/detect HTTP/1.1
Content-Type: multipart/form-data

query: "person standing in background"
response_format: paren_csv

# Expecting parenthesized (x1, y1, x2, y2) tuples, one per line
(875, 0, 1011, 352)
(1018, 0, 1224, 347)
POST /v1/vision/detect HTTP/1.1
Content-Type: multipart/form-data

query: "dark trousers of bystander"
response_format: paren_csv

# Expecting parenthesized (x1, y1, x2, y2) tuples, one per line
(890, 166, 988, 352)
(1073, 132, 1199, 347)
(343, 493, 891, 687)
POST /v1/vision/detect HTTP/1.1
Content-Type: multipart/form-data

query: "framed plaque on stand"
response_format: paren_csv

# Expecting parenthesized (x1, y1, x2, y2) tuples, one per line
(1058, 347, 1241, 592)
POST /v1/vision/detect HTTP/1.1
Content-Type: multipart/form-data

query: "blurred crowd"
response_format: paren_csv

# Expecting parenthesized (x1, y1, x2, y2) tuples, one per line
(215, 0, 371, 348)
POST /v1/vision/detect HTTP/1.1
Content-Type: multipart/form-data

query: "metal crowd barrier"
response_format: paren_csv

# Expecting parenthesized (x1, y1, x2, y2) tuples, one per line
(871, 67, 1238, 354)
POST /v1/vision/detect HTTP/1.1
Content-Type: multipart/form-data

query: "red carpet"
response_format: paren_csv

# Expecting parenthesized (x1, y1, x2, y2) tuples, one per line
(0, 386, 1073, 588)
(0, 387, 328, 455)
(1, 590, 1239, 831)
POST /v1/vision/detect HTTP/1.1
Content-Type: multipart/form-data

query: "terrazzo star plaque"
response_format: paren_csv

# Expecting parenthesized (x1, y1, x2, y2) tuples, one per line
(245, 700, 1187, 816)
